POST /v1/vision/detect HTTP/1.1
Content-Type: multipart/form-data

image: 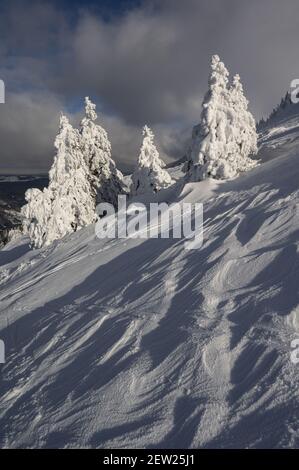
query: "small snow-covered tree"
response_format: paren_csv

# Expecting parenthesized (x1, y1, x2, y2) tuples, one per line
(131, 126, 173, 196)
(187, 55, 257, 181)
(22, 187, 52, 249)
(80, 97, 125, 208)
(22, 114, 95, 248)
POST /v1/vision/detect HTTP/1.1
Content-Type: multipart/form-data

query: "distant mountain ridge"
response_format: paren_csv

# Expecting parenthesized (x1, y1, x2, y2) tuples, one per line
(0, 175, 47, 183)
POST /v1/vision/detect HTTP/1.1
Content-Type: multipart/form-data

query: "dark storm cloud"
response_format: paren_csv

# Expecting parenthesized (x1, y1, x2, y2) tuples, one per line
(1, 0, 299, 173)
(0, 91, 66, 173)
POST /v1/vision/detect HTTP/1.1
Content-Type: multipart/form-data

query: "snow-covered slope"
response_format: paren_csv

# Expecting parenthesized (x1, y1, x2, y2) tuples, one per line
(258, 93, 299, 163)
(0, 123, 299, 448)
(258, 115, 299, 163)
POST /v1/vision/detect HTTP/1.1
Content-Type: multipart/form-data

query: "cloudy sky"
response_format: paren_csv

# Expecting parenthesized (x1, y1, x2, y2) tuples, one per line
(1, 0, 299, 174)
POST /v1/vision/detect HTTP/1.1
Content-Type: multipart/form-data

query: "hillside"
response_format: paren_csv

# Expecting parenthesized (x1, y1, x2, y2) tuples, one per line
(0, 121, 299, 448)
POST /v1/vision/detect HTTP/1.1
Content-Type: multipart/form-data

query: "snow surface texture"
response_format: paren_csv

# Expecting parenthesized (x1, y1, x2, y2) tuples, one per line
(0, 119, 299, 448)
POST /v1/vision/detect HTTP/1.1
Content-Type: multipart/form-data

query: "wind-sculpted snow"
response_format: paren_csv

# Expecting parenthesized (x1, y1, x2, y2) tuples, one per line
(0, 125, 299, 448)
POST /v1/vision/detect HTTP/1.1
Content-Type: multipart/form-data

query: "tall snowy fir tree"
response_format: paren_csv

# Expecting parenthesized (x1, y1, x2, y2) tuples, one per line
(187, 55, 257, 181)
(131, 125, 173, 196)
(47, 115, 95, 239)
(80, 97, 125, 208)
(22, 115, 95, 248)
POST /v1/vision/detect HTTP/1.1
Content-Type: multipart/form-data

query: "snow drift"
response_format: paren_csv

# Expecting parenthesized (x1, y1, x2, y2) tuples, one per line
(0, 119, 299, 448)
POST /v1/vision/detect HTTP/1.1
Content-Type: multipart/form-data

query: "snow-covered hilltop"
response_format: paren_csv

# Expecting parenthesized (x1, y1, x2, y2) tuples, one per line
(258, 92, 299, 163)
(0, 104, 299, 448)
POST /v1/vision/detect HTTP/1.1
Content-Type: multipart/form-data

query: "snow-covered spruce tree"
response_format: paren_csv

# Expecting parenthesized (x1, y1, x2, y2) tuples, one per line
(46, 115, 95, 242)
(187, 55, 257, 181)
(187, 54, 230, 180)
(131, 125, 173, 196)
(229, 74, 257, 170)
(183, 122, 201, 174)
(22, 187, 52, 249)
(22, 115, 95, 248)
(80, 97, 125, 208)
